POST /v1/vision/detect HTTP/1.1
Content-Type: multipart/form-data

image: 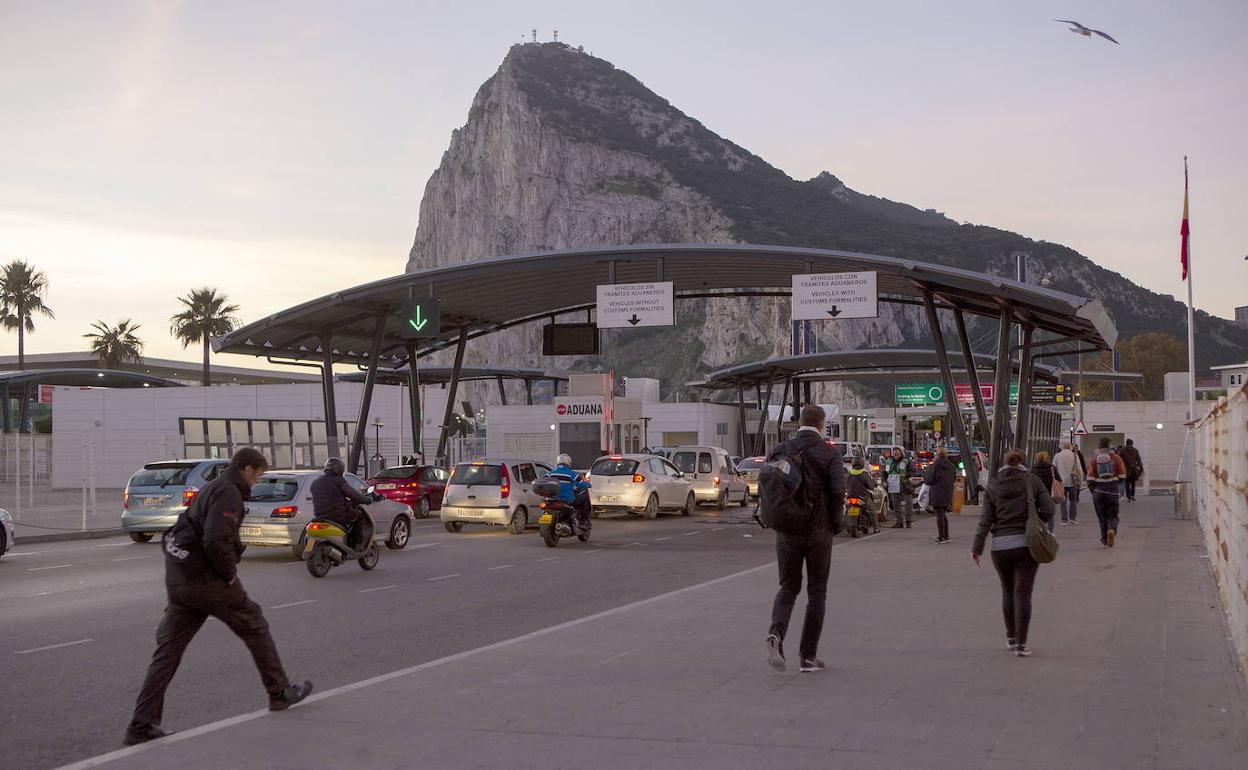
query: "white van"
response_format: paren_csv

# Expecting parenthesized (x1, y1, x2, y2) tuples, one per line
(669, 446, 750, 509)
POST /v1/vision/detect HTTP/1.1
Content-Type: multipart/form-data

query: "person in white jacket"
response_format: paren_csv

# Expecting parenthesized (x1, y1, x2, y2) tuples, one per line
(1053, 443, 1084, 525)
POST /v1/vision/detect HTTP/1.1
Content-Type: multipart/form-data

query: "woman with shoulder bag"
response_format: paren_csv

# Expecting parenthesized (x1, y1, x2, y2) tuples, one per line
(972, 449, 1055, 657)
(1030, 451, 1063, 533)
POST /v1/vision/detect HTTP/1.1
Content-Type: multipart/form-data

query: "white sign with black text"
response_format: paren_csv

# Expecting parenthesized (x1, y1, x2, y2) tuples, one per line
(596, 281, 674, 328)
(791, 271, 879, 321)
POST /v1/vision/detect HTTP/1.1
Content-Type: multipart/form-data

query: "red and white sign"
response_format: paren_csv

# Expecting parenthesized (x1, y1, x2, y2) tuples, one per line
(556, 404, 567, 416)
(954, 383, 994, 405)
(1072, 420, 1088, 436)
(38, 384, 55, 404)
(868, 418, 895, 432)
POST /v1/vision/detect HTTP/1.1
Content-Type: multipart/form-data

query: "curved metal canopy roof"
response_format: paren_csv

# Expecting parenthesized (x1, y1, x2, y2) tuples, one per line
(336, 366, 569, 386)
(0, 369, 185, 389)
(215, 244, 1117, 367)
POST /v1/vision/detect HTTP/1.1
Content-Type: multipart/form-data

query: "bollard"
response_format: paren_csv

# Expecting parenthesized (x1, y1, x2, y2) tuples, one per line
(952, 477, 966, 514)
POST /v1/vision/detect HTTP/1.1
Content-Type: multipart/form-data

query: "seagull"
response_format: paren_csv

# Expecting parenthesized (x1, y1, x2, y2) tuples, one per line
(1054, 19, 1120, 44)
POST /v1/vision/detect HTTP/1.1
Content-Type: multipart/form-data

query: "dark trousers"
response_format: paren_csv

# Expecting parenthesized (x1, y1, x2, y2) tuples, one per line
(990, 547, 1040, 645)
(769, 526, 832, 660)
(1093, 491, 1120, 544)
(131, 581, 290, 729)
(933, 506, 949, 540)
(1124, 478, 1137, 500)
(573, 491, 591, 525)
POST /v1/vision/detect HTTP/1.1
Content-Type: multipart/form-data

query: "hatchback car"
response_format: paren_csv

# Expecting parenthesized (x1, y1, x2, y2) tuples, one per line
(365, 464, 449, 518)
(440, 459, 553, 534)
(587, 454, 694, 518)
(240, 470, 415, 559)
(669, 446, 749, 509)
(736, 456, 766, 498)
(121, 459, 230, 543)
(0, 508, 13, 558)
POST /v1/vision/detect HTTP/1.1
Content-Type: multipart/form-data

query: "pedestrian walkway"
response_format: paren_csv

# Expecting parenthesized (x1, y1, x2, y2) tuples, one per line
(65, 496, 1247, 770)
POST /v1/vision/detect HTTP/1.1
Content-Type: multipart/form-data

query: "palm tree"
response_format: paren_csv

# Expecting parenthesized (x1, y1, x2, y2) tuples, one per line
(0, 259, 55, 369)
(170, 288, 240, 386)
(85, 319, 145, 369)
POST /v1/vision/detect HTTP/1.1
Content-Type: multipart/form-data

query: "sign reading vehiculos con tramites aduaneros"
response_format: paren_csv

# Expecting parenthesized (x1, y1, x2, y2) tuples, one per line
(596, 281, 674, 328)
(791, 271, 879, 321)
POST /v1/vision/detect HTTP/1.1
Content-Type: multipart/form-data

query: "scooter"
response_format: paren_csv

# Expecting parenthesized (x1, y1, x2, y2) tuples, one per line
(303, 501, 381, 578)
(533, 479, 591, 548)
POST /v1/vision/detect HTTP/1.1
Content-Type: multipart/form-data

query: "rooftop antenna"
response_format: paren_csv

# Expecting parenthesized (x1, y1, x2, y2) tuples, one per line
(553, 29, 558, 42)
(531, 29, 537, 43)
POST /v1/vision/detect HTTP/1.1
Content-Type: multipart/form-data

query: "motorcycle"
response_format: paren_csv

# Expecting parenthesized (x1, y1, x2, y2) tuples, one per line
(303, 496, 381, 578)
(533, 479, 591, 548)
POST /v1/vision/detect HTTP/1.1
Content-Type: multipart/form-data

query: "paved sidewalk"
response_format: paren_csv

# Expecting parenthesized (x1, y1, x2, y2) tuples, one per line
(66, 496, 1247, 770)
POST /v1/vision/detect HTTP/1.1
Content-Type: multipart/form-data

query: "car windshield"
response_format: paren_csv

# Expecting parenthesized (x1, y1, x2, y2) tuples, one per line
(737, 458, 765, 471)
(372, 466, 419, 480)
(130, 463, 196, 488)
(590, 458, 639, 476)
(250, 477, 300, 502)
(452, 464, 501, 486)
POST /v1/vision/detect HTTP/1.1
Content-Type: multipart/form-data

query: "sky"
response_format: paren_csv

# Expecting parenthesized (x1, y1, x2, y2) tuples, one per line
(1, 0, 1245, 366)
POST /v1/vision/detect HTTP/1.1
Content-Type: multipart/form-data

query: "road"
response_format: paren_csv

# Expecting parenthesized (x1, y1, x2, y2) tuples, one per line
(0, 506, 775, 770)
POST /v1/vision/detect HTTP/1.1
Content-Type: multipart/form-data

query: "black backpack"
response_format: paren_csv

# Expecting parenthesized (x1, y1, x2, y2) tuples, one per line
(756, 443, 818, 534)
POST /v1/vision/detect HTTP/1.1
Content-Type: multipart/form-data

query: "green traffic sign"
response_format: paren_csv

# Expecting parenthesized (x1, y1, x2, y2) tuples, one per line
(398, 299, 440, 338)
(895, 383, 944, 405)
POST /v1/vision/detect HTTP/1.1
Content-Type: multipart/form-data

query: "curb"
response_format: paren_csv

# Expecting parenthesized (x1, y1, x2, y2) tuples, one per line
(16, 528, 126, 545)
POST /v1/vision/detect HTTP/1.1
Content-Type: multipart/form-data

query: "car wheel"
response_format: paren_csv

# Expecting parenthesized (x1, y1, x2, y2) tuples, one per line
(417, 496, 431, 519)
(129, 532, 154, 543)
(507, 507, 528, 535)
(716, 491, 728, 511)
(643, 494, 659, 520)
(738, 489, 750, 507)
(387, 516, 411, 550)
(682, 493, 695, 516)
(444, 521, 464, 533)
(291, 532, 308, 561)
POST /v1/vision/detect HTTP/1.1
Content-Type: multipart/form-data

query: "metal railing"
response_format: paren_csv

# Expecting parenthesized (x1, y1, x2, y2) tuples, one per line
(0, 433, 121, 537)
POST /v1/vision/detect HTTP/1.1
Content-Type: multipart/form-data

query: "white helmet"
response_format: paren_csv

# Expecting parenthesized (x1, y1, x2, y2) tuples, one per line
(556, 453, 573, 467)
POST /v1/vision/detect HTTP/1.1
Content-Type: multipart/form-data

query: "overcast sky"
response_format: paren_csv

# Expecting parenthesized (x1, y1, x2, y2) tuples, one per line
(1, 0, 1244, 365)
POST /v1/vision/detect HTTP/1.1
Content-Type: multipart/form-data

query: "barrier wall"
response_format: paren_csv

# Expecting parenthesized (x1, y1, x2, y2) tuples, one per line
(1193, 384, 1248, 677)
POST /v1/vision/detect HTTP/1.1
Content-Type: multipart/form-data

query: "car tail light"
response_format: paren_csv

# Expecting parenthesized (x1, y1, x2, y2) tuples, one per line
(847, 497, 862, 505)
(499, 464, 511, 499)
(182, 487, 199, 506)
(271, 505, 298, 518)
(632, 473, 646, 483)
(123, 491, 130, 510)
(402, 481, 421, 489)
(713, 475, 721, 486)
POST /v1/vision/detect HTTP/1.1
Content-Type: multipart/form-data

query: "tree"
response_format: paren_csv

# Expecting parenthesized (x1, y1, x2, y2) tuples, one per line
(0, 259, 55, 369)
(1117, 332, 1188, 400)
(170, 288, 240, 386)
(85, 319, 144, 369)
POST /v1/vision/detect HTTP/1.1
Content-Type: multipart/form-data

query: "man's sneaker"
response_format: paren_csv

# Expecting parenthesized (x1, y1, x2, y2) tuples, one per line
(932, 537, 943, 543)
(799, 658, 826, 673)
(269, 680, 314, 711)
(1006, 638, 1018, 651)
(766, 634, 785, 672)
(1106, 529, 1116, 548)
(1015, 645, 1032, 657)
(1069, 519, 1079, 525)
(1060, 521, 1069, 526)
(123, 723, 170, 746)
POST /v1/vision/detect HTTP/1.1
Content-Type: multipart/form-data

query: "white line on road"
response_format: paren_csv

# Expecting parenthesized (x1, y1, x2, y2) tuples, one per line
(16, 638, 94, 655)
(682, 531, 702, 537)
(411, 542, 442, 549)
(621, 542, 641, 547)
(111, 555, 152, 562)
(357, 585, 398, 594)
(427, 573, 461, 581)
(595, 650, 634, 667)
(538, 556, 561, 562)
(28, 564, 72, 572)
(710, 526, 725, 531)
(488, 564, 515, 571)
(581, 549, 603, 554)
(270, 600, 317, 610)
(653, 536, 671, 542)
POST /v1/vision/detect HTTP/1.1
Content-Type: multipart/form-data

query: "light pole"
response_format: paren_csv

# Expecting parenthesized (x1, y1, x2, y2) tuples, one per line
(371, 419, 384, 476)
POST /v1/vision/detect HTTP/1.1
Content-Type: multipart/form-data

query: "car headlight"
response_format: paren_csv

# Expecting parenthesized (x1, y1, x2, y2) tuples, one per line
(0, 508, 11, 522)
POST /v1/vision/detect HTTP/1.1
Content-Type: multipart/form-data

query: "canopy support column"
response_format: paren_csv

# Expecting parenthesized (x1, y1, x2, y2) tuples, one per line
(753, 376, 775, 456)
(989, 309, 1015, 473)
(320, 334, 340, 459)
(525, 379, 534, 406)
(777, 377, 792, 440)
(953, 308, 991, 443)
(922, 291, 980, 502)
(496, 377, 508, 406)
(1015, 324, 1036, 460)
(405, 343, 422, 462)
(1, 383, 10, 433)
(435, 328, 468, 464)
(347, 316, 387, 475)
(736, 379, 748, 457)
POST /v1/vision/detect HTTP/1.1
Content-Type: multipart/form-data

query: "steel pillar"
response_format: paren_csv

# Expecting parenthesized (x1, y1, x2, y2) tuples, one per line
(736, 379, 748, 457)
(777, 377, 792, 439)
(524, 379, 534, 406)
(435, 328, 468, 464)
(405, 343, 422, 462)
(496, 377, 508, 406)
(1, 383, 9, 433)
(753, 377, 776, 456)
(922, 292, 980, 502)
(348, 317, 387, 475)
(320, 335, 340, 458)
(989, 309, 1015, 473)
(1015, 325, 1036, 460)
(953, 309, 991, 442)
(18, 381, 31, 434)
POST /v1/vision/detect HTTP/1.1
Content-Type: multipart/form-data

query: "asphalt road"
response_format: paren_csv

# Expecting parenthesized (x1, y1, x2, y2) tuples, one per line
(1, 505, 778, 770)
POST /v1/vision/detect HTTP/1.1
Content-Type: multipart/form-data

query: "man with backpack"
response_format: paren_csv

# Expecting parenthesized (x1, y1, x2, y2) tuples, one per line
(761, 404, 845, 673)
(1087, 437, 1127, 548)
(1119, 438, 1144, 502)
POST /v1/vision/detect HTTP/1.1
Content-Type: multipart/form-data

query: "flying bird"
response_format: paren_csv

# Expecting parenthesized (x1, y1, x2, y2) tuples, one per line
(1054, 19, 1120, 44)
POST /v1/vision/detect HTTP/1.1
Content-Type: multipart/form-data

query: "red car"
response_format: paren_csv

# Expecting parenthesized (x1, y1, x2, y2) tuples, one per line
(365, 465, 449, 518)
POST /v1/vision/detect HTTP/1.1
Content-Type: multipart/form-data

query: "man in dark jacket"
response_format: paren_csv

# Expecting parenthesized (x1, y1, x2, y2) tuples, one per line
(125, 448, 312, 746)
(765, 404, 845, 674)
(311, 457, 372, 528)
(1118, 439, 1143, 502)
(926, 448, 956, 543)
(845, 458, 878, 536)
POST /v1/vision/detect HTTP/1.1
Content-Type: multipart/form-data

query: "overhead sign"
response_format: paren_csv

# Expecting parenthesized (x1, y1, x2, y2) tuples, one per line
(1028, 383, 1072, 405)
(397, 299, 441, 339)
(955, 383, 994, 405)
(1092, 424, 1117, 433)
(1072, 420, 1088, 436)
(791, 272, 878, 321)
(896, 383, 945, 405)
(596, 282, 674, 328)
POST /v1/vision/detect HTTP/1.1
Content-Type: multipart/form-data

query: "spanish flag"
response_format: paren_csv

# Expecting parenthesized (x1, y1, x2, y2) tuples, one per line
(1180, 157, 1190, 281)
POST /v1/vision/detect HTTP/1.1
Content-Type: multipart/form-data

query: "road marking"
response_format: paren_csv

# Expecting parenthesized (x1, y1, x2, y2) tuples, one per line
(16, 638, 94, 655)
(710, 526, 725, 531)
(270, 600, 316, 610)
(581, 549, 603, 554)
(653, 536, 671, 542)
(411, 542, 442, 549)
(357, 584, 397, 594)
(621, 542, 642, 547)
(28, 564, 72, 572)
(488, 564, 515, 571)
(595, 650, 633, 667)
(427, 573, 461, 581)
(54, 559, 780, 770)
(538, 556, 560, 562)
(111, 555, 152, 562)
(682, 531, 702, 537)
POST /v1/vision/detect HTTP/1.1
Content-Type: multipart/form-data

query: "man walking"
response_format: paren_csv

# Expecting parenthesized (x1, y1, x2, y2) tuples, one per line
(883, 446, 914, 528)
(1087, 438, 1126, 549)
(764, 405, 845, 673)
(1053, 442, 1083, 525)
(125, 448, 312, 746)
(1119, 438, 1144, 502)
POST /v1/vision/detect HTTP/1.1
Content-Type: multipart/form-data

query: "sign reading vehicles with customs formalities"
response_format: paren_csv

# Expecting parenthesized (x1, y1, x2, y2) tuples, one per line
(792, 271, 879, 321)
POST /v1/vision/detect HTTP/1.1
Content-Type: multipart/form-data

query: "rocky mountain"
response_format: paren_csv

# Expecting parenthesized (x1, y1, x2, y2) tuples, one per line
(407, 42, 1247, 403)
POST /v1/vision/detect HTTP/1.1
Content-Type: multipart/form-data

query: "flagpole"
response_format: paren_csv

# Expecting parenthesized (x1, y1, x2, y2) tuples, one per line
(1184, 157, 1196, 428)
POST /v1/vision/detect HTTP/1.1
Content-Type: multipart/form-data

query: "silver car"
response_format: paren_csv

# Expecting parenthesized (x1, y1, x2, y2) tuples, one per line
(240, 470, 415, 560)
(121, 460, 231, 543)
(670, 446, 750, 509)
(440, 459, 553, 534)
(736, 456, 766, 498)
(0, 508, 14, 558)
(588, 454, 694, 519)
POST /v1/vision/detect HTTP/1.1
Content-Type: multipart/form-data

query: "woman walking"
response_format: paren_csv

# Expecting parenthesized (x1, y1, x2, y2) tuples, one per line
(926, 448, 956, 543)
(1030, 451, 1062, 533)
(971, 449, 1054, 657)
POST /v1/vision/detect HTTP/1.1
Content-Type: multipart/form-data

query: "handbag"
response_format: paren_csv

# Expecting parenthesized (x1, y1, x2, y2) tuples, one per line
(1050, 478, 1066, 502)
(1025, 475, 1059, 563)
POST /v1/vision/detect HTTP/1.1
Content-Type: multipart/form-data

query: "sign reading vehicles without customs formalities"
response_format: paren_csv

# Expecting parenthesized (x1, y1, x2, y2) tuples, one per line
(596, 282, 674, 329)
(792, 271, 879, 321)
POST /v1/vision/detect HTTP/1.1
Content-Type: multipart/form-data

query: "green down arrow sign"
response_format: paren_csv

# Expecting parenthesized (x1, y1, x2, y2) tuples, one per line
(398, 299, 440, 338)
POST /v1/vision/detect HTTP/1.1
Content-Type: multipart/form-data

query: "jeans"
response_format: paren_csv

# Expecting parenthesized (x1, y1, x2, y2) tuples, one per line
(990, 546, 1040, 645)
(1124, 478, 1137, 500)
(933, 505, 949, 540)
(131, 581, 290, 729)
(1093, 490, 1120, 545)
(1060, 486, 1079, 522)
(889, 491, 912, 524)
(769, 525, 833, 660)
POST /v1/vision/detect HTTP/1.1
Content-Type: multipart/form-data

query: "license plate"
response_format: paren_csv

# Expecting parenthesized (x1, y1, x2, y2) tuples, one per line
(848, 507, 861, 517)
(239, 526, 262, 536)
(142, 497, 167, 506)
(377, 484, 396, 490)
(539, 514, 553, 524)
(600, 495, 618, 503)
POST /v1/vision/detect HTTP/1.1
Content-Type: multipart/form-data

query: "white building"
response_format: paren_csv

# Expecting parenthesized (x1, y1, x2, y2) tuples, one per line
(1211, 362, 1248, 391)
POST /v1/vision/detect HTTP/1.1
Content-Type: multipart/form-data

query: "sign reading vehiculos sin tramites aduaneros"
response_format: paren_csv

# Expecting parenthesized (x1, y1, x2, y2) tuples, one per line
(791, 271, 879, 321)
(596, 281, 674, 328)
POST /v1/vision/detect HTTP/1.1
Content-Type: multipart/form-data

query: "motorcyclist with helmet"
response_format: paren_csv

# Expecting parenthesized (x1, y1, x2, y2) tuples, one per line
(546, 453, 591, 526)
(311, 457, 372, 547)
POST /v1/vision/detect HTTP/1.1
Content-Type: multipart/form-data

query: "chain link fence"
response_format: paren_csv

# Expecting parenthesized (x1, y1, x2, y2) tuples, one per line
(0, 433, 123, 538)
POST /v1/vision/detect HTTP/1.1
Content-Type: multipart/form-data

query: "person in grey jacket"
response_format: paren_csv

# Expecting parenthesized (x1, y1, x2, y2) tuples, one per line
(971, 449, 1054, 658)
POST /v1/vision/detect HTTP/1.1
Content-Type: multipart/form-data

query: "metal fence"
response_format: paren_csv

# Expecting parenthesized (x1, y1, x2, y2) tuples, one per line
(1192, 383, 1248, 678)
(0, 433, 122, 538)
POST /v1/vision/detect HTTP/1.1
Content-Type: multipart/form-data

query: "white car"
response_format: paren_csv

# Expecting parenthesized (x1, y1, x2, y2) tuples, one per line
(587, 454, 694, 519)
(440, 459, 553, 534)
(0, 508, 13, 558)
(669, 446, 750, 509)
